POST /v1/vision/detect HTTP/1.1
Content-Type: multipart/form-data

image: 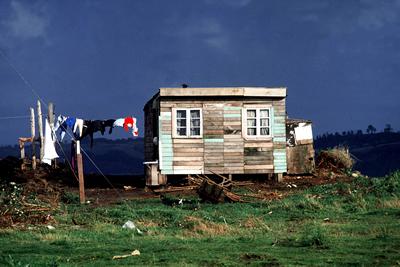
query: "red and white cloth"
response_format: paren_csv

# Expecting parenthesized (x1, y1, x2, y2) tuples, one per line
(113, 116, 138, 136)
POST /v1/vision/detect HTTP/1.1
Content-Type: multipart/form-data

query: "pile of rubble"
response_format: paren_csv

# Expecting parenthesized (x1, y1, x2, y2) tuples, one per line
(316, 147, 354, 174)
(0, 156, 71, 227)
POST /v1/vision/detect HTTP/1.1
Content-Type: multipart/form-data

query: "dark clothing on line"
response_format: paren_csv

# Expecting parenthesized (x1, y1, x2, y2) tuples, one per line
(104, 119, 116, 134)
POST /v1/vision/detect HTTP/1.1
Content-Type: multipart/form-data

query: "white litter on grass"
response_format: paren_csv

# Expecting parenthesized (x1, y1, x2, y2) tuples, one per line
(122, 220, 143, 234)
(112, 249, 140, 260)
(47, 225, 55, 230)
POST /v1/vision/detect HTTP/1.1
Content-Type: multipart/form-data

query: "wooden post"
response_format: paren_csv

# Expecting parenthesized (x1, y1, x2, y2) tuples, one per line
(19, 140, 25, 159)
(30, 107, 36, 170)
(76, 140, 85, 204)
(19, 138, 25, 170)
(274, 173, 283, 183)
(37, 100, 44, 161)
(48, 102, 56, 168)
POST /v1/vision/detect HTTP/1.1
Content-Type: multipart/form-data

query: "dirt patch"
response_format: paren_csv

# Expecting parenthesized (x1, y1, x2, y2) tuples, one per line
(242, 217, 270, 230)
(182, 216, 231, 236)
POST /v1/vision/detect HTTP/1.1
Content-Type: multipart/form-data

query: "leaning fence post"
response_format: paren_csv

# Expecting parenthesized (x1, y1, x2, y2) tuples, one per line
(30, 107, 36, 170)
(37, 100, 44, 161)
(48, 102, 56, 168)
(76, 140, 85, 204)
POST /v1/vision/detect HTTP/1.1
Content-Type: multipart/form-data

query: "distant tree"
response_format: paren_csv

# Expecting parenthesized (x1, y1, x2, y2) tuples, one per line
(356, 130, 363, 135)
(366, 125, 376, 134)
(342, 131, 347, 136)
(334, 132, 340, 137)
(384, 124, 393, 133)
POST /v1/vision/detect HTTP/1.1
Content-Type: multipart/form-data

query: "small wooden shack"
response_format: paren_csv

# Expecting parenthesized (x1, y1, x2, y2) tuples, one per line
(286, 118, 315, 174)
(143, 87, 288, 185)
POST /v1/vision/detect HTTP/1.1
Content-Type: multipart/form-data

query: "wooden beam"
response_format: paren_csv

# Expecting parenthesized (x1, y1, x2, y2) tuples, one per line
(47, 102, 56, 168)
(30, 107, 36, 170)
(37, 100, 44, 161)
(76, 140, 85, 204)
(159, 87, 287, 97)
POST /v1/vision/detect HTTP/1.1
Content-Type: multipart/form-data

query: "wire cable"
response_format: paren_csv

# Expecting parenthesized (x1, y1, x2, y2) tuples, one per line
(0, 115, 30, 120)
(1, 48, 141, 218)
(0, 48, 47, 107)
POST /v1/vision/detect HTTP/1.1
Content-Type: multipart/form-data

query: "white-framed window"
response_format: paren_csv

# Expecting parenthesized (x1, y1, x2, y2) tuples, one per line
(243, 107, 271, 137)
(173, 108, 202, 138)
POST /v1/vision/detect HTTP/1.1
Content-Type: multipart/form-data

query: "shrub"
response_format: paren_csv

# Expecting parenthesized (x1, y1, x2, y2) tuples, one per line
(60, 191, 80, 204)
(316, 147, 354, 172)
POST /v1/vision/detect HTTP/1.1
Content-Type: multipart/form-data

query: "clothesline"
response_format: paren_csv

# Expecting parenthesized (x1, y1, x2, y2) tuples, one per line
(42, 115, 139, 165)
(0, 115, 31, 120)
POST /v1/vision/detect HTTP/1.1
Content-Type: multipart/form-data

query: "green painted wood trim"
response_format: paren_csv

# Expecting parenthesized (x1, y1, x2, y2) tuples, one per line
(161, 143, 173, 148)
(224, 106, 242, 111)
(273, 136, 286, 142)
(161, 151, 174, 157)
(273, 130, 286, 135)
(203, 135, 224, 139)
(273, 147, 287, 173)
(204, 138, 224, 143)
(223, 113, 241, 118)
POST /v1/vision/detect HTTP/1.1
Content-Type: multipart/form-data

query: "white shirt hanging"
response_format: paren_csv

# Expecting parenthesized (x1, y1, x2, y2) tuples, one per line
(43, 119, 59, 165)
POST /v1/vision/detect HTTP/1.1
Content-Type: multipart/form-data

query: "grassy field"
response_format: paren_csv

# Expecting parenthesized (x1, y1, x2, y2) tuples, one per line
(1, 172, 400, 266)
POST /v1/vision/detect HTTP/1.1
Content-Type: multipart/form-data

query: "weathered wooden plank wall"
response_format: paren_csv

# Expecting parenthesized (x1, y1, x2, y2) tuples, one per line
(160, 101, 204, 174)
(144, 100, 157, 162)
(223, 103, 243, 174)
(155, 98, 287, 175)
(159, 111, 174, 174)
(286, 143, 314, 174)
(204, 103, 224, 174)
(272, 98, 287, 173)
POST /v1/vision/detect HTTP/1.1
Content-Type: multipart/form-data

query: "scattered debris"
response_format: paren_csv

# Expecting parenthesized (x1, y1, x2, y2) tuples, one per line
(153, 186, 197, 193)
(0, 157, 69, 228)
(112, 249, 140, 260)
(194, 173, 242, 203)
(316, 147, 354, 175)
(122, 220, 143, 234)
(123, 186, 134, 190)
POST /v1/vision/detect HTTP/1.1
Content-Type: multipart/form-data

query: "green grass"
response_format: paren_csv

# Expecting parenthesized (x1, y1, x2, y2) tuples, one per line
(1, 172, 400, 266)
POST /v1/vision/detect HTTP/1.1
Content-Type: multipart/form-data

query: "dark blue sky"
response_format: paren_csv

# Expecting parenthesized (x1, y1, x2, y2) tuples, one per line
(1, 0, 399, 145)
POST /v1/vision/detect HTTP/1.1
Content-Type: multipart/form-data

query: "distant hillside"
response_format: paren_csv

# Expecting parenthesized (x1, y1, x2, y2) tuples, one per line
(2, 132, 399, 177)
(314, 132, 400, 177)
(0, 138, 144, 175)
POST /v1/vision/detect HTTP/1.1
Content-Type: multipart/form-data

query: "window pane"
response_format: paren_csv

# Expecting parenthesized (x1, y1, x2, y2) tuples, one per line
(177, 119, 186, 127)
(247, 119, 256, 127)
(177, 110, 186, 118)
(190, 127, 200, 136)
(260, 118, 269, 127)
(247, 110, 256, 117)
(191, 119, 200, 127)
(190, 110, 200, 118)
(260, 109, 269, 118)
(177, 127, 186, 136)
(247, 128, 256, 135)
(260, 127, 270, 135)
